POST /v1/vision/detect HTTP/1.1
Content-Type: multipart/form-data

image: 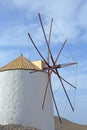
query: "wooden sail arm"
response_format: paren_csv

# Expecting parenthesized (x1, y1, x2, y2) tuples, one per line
(56, 62, 77, 68)
(44, 62, 77, 69)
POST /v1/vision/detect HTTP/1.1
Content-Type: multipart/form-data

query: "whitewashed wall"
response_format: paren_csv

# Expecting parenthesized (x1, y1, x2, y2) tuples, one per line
(0, 70, 54, 130)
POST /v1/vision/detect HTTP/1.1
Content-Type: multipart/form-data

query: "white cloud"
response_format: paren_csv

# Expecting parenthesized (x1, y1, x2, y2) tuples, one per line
(0, 0, 87, 47)
(12, 0, 29, 7)
(0, 25, 27, 46)
(78, 1, 87, 28)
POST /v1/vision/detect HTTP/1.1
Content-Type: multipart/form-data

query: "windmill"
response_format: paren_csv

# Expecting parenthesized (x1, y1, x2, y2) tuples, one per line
(28, 13, 77, 123)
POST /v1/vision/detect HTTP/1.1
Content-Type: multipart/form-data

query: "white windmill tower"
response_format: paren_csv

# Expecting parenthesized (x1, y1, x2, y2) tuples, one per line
(0, 54, 55, 130)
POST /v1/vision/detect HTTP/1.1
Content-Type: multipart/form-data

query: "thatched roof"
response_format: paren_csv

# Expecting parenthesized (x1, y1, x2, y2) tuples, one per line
(0, 55, 44, 71)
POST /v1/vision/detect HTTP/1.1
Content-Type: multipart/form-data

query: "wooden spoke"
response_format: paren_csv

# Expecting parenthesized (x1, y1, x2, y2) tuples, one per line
(55, 39, 67, 63)
(56, 71, 74, 111)
(58, 62, 77, 68)
(30, 70, 47, 74)
(44, 62, 77, 69)
(48, 18, 53, 64)
(42, 70, 53, 109)
(50, 82, 62, 123)
(28, 33, 49, 67)
(38, 13, 55, 65)
(60, 76, 77, 89)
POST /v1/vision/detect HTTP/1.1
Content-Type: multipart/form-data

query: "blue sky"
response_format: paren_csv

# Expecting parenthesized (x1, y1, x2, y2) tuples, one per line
(0, 0, 87, 125)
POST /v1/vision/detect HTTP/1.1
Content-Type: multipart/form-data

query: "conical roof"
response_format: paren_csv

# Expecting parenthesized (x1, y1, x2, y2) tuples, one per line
(0, 55, 40, 72)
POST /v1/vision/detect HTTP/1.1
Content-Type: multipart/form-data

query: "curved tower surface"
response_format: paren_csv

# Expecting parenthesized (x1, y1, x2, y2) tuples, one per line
(0, 55, 54, 130)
